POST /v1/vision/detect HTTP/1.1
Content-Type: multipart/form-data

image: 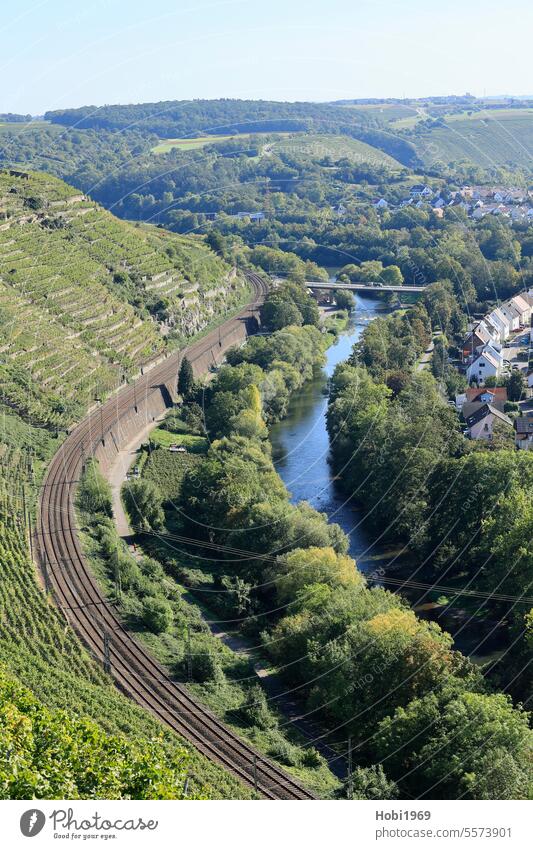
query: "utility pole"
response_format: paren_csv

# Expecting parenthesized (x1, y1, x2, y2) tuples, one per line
(100, 402, 105, 446)
(115, 544, 122, 602)
(253, 755, 258, 795)
(42, 552, 51, 594)
(103, 631, 111, 674)
(27, 513, 34, 561)
(347, 735, 353, 800)
(186, 623, 192, 682)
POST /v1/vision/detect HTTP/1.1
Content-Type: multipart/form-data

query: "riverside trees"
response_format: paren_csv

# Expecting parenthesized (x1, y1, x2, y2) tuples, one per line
(168, 284, 533, 799)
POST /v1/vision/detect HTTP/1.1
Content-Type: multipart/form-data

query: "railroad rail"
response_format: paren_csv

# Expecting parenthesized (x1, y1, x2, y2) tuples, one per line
(37, 272, 315, 800)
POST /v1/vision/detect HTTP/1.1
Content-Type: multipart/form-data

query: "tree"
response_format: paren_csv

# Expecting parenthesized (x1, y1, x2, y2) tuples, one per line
(350, 765, 399, 800)
(142, 596, 173, 633)
(260, 296, 302, 331)
(77, 459, 113, 517)
(375, 690, 533, 799)
(178, 356, 194, 399)
(506, 369, 526, 401)
(274, 546, 362, 603)
(123, 478, 165, 530)
(334, 289, 355, 310)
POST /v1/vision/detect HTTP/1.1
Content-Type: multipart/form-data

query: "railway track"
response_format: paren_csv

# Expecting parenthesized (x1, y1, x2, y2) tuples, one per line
(37, 273, 315, 800)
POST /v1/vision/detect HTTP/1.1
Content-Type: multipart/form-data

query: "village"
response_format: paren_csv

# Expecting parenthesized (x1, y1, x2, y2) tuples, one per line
(372, 183, 533, 223)
(452, 291, 533, 448)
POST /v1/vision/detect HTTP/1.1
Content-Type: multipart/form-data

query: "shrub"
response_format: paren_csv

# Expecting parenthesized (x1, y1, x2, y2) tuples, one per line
(141, 596, 173, 634)
(239, 685, 277, 730)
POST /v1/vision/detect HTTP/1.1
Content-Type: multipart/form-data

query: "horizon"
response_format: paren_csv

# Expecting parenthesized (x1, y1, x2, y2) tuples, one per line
(6, 92, 533, 120)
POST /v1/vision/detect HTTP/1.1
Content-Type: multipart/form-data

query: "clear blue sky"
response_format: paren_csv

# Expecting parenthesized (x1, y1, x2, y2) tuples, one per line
(2, 0, 532, 114)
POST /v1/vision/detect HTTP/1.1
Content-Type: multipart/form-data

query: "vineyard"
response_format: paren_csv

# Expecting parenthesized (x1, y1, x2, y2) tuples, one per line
(0, 371, 250, 800)
(0, 170, 248, 427)
(0, 167, 258, 799)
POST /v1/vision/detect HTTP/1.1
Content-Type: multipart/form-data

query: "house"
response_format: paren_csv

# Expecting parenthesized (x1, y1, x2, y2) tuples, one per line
(486, 308, 511, 342)
(462, 322, 497, 361)
(500, 301, 521, 332)
(465, 404, 512, 441)
(514, 415, 533, 450)
(461, 386, 507, 419)
(466, 348, 501, 385)
(466, 387, 508, 406)
(410, 184, 433, 198)
(509, 294, 531, 326)
(373, 198, 389, 210)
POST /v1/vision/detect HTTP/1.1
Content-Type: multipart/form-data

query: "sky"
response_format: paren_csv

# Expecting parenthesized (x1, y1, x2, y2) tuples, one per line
(2, 0, 533, 115)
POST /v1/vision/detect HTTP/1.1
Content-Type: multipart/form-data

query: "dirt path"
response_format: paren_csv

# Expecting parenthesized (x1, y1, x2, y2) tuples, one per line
(108, 412, 167, 537)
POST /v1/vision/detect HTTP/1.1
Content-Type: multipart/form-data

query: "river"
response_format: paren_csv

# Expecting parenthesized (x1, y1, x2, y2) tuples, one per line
(270, 294, 382, 570)
(270, 299, 506, 659)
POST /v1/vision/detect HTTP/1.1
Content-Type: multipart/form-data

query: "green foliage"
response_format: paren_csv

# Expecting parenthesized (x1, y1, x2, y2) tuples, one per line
(77, 459, 113, 517)
(123, 478, 165, 531)
(376, 690, 533, 800)
(0, 665, 209, 800)
(142, 596, 174, 634)
(178, 357, 195, 399)
(334, 289, 355, 310)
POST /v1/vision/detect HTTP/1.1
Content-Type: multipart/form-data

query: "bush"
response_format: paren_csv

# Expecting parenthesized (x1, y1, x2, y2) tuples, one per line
(141, 596, 173, 633)
(77, 459, 113, 517)
(239, 684, 277, 730)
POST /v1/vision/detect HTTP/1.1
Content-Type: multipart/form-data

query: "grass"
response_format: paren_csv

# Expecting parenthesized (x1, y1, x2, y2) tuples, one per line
(149, 427, 208, 451)
(152, 134, 249, 154)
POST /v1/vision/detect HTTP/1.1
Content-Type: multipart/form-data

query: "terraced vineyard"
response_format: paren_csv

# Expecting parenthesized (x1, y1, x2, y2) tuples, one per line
(271, 132, 403, 167)
(412, 108, 533, 168)
(0, 169, 248, 426)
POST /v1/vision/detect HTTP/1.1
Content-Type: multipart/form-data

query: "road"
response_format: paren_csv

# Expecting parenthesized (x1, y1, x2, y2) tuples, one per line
(416, 339, 435, 371)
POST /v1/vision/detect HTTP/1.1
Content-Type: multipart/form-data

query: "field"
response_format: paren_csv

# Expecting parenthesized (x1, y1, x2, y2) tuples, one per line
(271, 133, 402, 167)
(412, 108, 533, 167)
(151, 131, 296, 154)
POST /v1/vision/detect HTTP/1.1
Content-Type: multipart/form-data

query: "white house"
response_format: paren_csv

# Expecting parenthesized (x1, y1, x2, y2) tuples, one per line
(487, 308, 511, 342)
(466, 348, 501, 385)
(500, 301, 521, 332)
(509, 294, 531, 326)
(466, 404, 512, 441)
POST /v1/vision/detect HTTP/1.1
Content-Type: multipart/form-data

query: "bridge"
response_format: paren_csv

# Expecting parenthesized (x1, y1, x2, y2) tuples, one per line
(305, 281, 426, 293)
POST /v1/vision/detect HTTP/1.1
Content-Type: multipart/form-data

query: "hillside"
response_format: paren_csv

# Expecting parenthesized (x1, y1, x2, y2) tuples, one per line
(0, 169, 248, 426)
(0, 417, 250, 799)
(270, 133, 402, 167)
(409, 108, 533, 168)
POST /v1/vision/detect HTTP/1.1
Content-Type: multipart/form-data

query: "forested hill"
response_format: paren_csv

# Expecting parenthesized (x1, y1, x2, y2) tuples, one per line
(44, 98, 419, 166)
(0, 169, 247, 426)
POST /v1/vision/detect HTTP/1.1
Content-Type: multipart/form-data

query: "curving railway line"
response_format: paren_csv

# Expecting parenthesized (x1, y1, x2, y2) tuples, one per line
(37, 272, 315, 800)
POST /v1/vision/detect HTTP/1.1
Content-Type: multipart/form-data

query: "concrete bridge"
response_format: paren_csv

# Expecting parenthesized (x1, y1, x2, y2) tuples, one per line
(305, 281, 426, 293)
